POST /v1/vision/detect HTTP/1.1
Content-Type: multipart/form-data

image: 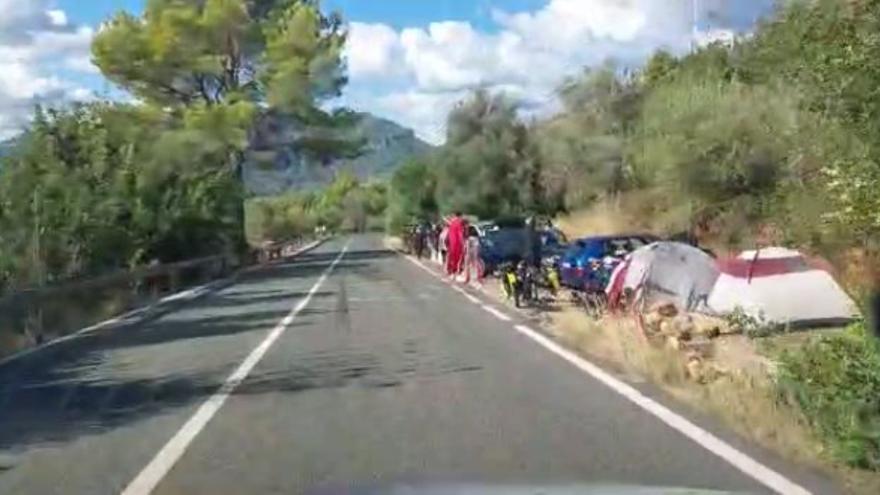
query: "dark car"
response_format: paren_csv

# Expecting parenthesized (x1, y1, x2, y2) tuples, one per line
(480, 221, 568, 274)
(559, 234, 658, 292)
(480, 227, 528, 274)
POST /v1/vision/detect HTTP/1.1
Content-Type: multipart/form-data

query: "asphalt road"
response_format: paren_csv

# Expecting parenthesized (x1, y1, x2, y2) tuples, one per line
(0, 235, 838, 494)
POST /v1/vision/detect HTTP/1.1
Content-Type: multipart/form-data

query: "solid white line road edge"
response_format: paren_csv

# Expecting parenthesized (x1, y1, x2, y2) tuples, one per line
(120, 241, 350, 495)
(402, 254, 811, 495)
(0, 239, 328, 368)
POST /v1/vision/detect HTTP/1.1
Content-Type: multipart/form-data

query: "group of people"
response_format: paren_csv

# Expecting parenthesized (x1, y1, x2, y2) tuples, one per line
(408, 212, 483, 283)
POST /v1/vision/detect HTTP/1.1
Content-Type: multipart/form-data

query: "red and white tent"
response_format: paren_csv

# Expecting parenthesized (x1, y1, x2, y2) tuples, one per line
(707, 247, 859, 327)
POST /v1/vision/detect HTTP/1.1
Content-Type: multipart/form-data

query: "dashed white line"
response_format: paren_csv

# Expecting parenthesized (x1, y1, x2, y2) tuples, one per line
(461, 292, 481, 304)
(120, 242, 351, 495)
(401, 251, 811, 495)
(481, 304, 512, 321)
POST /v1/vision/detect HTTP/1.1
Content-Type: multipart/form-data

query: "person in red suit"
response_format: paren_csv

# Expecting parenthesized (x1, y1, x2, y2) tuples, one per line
(445, 212, 466, 277)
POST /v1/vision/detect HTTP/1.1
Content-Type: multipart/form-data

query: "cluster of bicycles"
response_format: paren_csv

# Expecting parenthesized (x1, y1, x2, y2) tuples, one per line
(499, 257, 562, 308)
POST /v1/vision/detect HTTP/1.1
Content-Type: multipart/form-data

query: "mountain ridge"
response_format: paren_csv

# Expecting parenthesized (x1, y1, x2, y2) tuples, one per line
(244, 113, 432, 195)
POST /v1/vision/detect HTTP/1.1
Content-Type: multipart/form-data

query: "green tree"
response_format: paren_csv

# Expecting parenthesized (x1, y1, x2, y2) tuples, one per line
(387, 159, 438, 233)
(91, 0, 351, 251)
(436, 90, 549, 218)
(0, 102, 248, 290)
(535, 65, 641, 207)
(642, 50, 679, 87)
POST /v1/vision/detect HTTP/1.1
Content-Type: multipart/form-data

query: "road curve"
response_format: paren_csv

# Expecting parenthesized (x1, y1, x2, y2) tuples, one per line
(0, 235, 838, 494)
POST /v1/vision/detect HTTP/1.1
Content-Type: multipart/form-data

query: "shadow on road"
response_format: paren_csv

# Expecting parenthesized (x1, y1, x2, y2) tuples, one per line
(0, 246, 404, 454)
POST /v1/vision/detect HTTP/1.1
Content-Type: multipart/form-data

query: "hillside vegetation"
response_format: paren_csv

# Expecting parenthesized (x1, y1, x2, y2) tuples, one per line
(0, 0, 356, 293)
(245, 113, 431, 195)
(387, 0, 880, 472)
(246, 171, 387, 243)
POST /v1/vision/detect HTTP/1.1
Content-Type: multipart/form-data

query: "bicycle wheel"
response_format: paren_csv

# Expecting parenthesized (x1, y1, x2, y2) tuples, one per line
(584, 292, 607, 319)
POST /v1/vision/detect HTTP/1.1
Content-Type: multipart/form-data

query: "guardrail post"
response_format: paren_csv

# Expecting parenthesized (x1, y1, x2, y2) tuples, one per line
(25, 297, 44, 345)
(169, 268, 180, 294)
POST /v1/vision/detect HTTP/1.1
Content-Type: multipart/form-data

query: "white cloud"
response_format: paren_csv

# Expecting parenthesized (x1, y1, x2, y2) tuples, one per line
(376, 90, 468, 145)
(346, 22, 402, 78)
(694, 28, 737, 47)
(65, 55, 99, 74)
(47, 10, 68, 28)
(341, 0, 770, 144)
(0, 3, 95, 138)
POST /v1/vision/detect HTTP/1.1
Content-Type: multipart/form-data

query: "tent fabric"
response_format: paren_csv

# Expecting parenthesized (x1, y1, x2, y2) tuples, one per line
(716, 257, 809, 279)
(606, 242, 719, 312)
(707, 247, 859, 326)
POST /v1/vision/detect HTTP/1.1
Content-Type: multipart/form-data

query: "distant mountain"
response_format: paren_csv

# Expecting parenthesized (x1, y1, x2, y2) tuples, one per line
(244, 113, 433, 195)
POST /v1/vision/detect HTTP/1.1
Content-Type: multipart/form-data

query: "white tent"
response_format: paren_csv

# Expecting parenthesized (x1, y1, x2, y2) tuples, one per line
(607, 242, 719, 311)
(707, 247, 859, 326)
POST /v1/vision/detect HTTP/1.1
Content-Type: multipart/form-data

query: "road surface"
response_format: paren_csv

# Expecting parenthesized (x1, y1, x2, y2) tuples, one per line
(0, 235, 838, 494)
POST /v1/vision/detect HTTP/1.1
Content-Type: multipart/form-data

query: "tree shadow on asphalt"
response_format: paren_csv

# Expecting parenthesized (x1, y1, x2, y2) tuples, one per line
(0, 247, 403, 455)
(0, 323, 483, 454)
(0, 288, 332, 452)
(199, 290, 335, 309)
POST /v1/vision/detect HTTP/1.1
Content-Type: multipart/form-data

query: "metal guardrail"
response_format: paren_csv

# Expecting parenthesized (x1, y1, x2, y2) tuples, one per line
(0, 255, 236, 354)
(0, 236, 317, 358)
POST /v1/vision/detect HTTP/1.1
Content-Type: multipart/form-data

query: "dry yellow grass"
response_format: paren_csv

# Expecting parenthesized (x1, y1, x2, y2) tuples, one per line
(556, 192, 678, 240)
(557, 204, 641, 238)
(544, 307, 880, 495)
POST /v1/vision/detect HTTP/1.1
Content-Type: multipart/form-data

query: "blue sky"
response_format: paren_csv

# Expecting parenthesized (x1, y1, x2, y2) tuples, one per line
(0, 1, 776, 142)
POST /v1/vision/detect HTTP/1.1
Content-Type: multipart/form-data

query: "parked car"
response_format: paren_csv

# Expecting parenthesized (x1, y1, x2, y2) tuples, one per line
(480, 227, 527, 274)
(479, 219, 568, 275)
(559, 234, 658, 292)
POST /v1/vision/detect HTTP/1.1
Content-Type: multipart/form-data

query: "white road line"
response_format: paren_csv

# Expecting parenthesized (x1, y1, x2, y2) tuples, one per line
(481, 304, 512, 321)
(405, 255, 436, 275)
(401, 251, 811, 495)
(449, 284, 481, 303)
(510, 324, 811, 495)
(120, 242, 350, 495)
(405, 256, 482, 303)
(461, 292, 481, 304)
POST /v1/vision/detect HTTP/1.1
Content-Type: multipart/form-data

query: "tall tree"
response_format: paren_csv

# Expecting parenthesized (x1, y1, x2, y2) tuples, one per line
(535, 65, 641, 207)
(437, 90, 549, 218)
(91, 0, 351, 251)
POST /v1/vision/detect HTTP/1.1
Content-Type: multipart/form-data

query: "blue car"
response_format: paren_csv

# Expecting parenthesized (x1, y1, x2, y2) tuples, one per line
(559, 234, 657, 292)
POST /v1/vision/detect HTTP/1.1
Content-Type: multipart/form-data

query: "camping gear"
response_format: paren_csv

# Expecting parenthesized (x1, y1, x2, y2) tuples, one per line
(606, 242, 720, 312)
(707, 247, 859, 327)
(540, 256, 562, 296)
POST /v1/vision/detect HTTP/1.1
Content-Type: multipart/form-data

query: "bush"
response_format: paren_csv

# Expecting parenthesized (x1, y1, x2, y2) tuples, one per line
(777, 323, 880, 470)
(724, 307, 780, 339)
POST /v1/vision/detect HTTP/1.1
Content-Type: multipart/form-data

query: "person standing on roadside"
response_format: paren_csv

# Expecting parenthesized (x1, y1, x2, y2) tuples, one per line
(445, 212, 467, 277)
(414, 219, 431, 259)
(438, 223, 448, 265)
(524, 216, 543, 269)
(463, 224, 484, 284)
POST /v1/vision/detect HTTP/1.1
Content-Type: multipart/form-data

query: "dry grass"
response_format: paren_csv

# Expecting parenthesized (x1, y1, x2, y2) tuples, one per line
(557, 204, 643, 239)
(544, 306, 880, 494)
(548, 309, 688, 384)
